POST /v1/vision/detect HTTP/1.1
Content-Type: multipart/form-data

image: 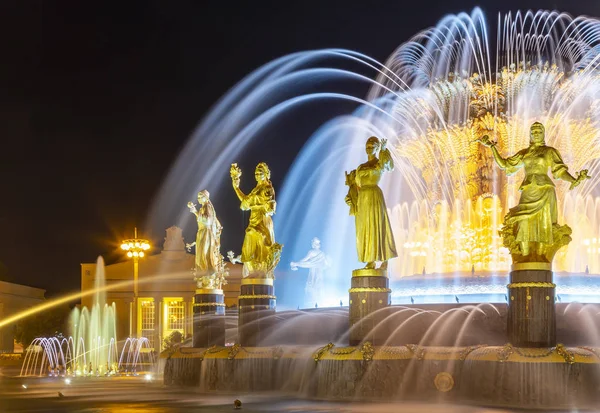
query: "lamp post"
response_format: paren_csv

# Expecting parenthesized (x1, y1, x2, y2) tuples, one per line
(121, 228, 151, 337)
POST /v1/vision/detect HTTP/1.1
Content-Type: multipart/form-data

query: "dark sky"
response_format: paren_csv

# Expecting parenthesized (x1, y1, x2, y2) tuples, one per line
(0, 0, 598, 297)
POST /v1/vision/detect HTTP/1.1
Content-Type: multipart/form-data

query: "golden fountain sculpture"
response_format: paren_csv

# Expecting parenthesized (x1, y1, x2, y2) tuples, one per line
(478, 122, 590, 266)
(186, 190, 229, 290)
(345, 136, 398, 272)
(345, 136, 397, 344)
(230, 162, 282, 278)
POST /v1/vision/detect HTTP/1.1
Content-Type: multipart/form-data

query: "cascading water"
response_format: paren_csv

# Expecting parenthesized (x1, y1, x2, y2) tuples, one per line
(148, 9, 600, 309)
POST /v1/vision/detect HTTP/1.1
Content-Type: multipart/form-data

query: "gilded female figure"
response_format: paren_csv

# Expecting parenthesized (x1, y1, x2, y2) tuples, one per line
(479, 122, 589, 261)
(186, 190, 222, 275)
(345, 136, 398, 269)
(230, 162, 282, 277)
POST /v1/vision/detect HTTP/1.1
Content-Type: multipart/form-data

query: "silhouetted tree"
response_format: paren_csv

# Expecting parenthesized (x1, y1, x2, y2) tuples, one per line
(14, 304, 71, 348)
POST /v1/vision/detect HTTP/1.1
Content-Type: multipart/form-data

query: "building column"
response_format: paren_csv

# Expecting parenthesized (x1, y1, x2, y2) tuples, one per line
(155, 298, 163, 352)
(186, 297, 194, 341)
(124, 298, 134, 338)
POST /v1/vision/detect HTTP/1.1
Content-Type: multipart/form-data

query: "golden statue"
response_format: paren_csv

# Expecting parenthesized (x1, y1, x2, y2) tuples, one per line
(479, 122, 590, 263)
(345, 136, 398, 270)
(186, 190, 228, 289)
(230, 162, 282, 278)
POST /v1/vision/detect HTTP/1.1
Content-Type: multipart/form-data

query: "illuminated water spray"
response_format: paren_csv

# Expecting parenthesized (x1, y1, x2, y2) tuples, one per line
(149, 9, 600, 307)
(20, 258, 154, 376)
(69, 257, 117, 373)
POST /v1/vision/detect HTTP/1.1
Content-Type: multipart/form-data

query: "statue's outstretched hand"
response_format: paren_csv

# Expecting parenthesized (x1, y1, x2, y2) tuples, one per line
(290, 262, 298, 271)
(185, 242, 193, 252)
(379, 138, 387, 151)
(570, 169, 591, 190)
(478, 135, 495, 147)
(230, 163, 242, 188)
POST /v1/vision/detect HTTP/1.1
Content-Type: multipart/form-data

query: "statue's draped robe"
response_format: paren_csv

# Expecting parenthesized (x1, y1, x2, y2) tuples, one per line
(504, 145, 568, 245)
(354, 148, 398, 262)
(240, 181, 276, 273)
(195, 206, 219, 274)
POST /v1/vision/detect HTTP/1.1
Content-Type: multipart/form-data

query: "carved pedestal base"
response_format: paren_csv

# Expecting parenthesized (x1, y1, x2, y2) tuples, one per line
(349, 268, 391, 346)
(507, 263, 556, 347)
(238, 278, 276, 346)
(193, 288, 225, 348)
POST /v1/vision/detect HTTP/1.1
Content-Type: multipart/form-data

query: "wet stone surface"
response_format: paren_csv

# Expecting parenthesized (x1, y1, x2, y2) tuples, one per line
(0, 375, 534, 412)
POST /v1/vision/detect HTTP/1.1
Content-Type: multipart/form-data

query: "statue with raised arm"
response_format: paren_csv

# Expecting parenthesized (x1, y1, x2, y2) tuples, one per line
(345, 136, 398, 270)
(291, 237, 330, 307)
(478, 122, 590, 264)
(230, 162, 282, 278)
(186, 190, 228, 289)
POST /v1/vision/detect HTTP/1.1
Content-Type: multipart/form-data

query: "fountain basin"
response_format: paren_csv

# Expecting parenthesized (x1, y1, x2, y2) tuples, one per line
(162, 344, 600, 409)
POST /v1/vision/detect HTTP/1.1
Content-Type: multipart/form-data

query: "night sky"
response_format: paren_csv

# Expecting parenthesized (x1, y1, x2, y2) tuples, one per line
(0, 0, 598, 298)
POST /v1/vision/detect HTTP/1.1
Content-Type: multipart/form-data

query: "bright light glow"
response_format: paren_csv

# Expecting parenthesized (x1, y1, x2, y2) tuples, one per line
(135, 242, 140, 248)
(21, 384, 27, 389)
(133, 251, 139, 257)
(65, 378, 71, 385)
(139, 252, 145, 258)
(0, 270, 179, 330)
(144, 374, 152, 381)
(127, 251, 133, 258)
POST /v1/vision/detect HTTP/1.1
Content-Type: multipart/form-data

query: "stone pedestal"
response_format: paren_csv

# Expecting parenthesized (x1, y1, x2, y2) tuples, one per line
(193, 288, 225, 348)
(507, 263, 556, 348)
(238, 278, 276, 346)
(349, 268, 391, 346)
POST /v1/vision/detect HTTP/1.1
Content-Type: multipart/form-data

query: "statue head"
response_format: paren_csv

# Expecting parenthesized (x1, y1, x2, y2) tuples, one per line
(529, 122, 545, 146)
(311, 237, 321, 249)
(365, 136, 380, 155)
(255, 162, 271, 182)
(197, 189, 210, 203)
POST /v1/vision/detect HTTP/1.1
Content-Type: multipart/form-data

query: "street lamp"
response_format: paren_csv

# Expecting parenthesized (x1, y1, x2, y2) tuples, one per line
(120, 227, 151, 298)
(121, 228, 150, 338)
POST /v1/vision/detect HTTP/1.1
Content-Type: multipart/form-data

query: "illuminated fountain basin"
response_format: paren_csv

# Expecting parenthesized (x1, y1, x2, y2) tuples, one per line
(20, 258, 155, 377)
(389, 271, 600, 304)
(163, 303, 600, 408)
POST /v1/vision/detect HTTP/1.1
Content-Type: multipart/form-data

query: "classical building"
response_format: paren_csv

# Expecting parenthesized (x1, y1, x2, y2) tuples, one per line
(81, 226, 242, 351)
(0, 281, 46, 353)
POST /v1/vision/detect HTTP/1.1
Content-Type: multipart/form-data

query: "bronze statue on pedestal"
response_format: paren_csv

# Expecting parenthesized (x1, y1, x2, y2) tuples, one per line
(186, 190, 228, 289)
(478, 122, 590, 264)
(230, 162, 282, 278)
(345, 136, 398, 270)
